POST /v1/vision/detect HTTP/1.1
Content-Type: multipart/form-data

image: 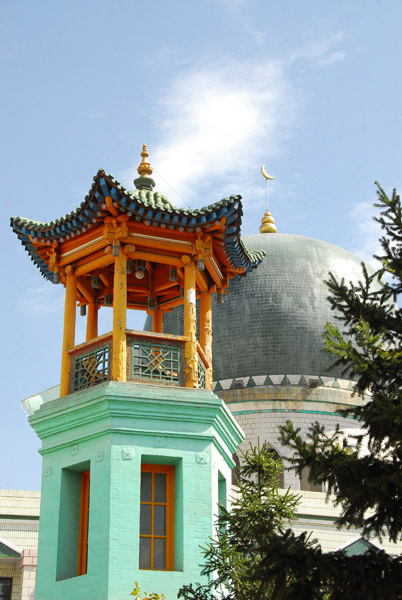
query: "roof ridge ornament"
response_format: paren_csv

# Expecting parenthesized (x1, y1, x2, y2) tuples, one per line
(134, 145, 156, 191)
(260, 164, 277, 234)
(137, 144, 153, 177)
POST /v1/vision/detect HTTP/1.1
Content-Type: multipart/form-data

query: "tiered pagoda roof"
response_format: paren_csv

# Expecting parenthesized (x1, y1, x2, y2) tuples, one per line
(10, 146, 265, 392)
(10, 170, 264, 283)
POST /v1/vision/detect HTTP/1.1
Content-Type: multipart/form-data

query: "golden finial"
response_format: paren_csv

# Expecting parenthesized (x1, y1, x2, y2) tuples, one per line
(260, 164, 277, 234)
(137, 144, 153, 177)
(260, 210, 277, 233)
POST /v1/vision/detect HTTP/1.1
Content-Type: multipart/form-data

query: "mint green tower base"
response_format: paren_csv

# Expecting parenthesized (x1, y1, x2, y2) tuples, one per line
(29, 382, 243, 600)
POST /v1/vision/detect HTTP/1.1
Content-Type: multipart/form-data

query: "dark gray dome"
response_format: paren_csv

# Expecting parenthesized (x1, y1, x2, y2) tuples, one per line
(150, 233, 372, 381)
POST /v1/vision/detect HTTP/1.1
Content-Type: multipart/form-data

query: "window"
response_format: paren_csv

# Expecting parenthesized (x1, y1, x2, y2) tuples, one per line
(77, 470, 90, 576)
(263, 443, 284, 488)
(0, 578, 12, 600)
(231, 453, 241, 486)
(57, 463, 90, 581)
(139, 464, 174, 570)
(300, 467, 324, 492)
(217, 471, 227, 534)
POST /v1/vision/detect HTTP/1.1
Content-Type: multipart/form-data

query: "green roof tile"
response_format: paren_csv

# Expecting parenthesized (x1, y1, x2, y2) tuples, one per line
(0, 541, 20, 558)
(342, 538, 381, 557)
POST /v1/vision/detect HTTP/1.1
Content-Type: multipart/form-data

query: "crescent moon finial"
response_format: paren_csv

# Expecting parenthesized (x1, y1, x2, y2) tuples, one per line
(261, 164, 275, 180)
(260, 163, 277, 234)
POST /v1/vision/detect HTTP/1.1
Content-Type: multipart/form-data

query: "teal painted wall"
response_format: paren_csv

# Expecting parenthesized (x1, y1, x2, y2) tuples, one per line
(30, 382, 243, 600)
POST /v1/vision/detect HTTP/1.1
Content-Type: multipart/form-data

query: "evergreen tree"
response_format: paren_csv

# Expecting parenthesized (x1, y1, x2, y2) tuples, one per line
(178, 443, 324, 600)
(278, 183, 402, 596)
(179, 184, 402, 600)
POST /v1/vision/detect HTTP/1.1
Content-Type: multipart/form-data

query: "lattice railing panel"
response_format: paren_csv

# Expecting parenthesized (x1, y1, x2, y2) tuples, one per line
(73, 345, 110, 391)
(198, 358, 206, 389)
(132, 341, 181, 383)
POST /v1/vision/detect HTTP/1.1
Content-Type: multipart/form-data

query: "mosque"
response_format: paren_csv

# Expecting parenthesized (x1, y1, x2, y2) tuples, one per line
(2, 148, 400, 600)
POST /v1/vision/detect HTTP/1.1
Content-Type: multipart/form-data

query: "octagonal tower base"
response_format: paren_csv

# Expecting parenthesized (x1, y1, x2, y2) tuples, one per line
(30, 381, 243, 600)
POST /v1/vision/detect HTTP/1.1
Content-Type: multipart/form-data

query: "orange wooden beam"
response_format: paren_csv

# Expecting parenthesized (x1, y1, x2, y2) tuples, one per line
(105, 195, 119, 217)
(158, 296, 184, 311)
(195, 267, 209, 293)
(126, 249, 183, 267)
(121, 234, 194, 256)
(127, 284, 149, 294)
(59, 237, 109, 267)
(204, 255, 223, 287)
(77, 277, 94, 303)
(75, 252, 115, 276)
(154, 280, 178, 293)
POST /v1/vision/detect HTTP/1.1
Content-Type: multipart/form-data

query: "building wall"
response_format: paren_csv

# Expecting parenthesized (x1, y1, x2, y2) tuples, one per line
(29, 382, 242, 600)
(0, 490, 40, 600)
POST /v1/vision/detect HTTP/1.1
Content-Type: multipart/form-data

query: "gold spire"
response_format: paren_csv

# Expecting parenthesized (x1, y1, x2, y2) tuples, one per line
(260, 164, 277, 233)
(137, 144, 153, 177)
(260, 210, 277, 234)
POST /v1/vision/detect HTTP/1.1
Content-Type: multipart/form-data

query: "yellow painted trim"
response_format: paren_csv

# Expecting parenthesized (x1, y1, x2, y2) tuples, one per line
(126, 329, 187, 342)
(68, 331, 113, 355)
(184, 261, 198, 388)
(140, 464, 174, 571)
(86, 302, 98, 341)
(112, 251, 127, 381)
(60, 272, 77, 397)
(77, 470, 90, 576)
(200, 292, 212, 390)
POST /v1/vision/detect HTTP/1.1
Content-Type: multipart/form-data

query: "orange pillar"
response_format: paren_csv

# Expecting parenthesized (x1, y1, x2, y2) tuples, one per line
(153, 310, 163, 333)
(112, 250, 127, 381)
(200, 292, 212, 389)
(183, 258, 198, 387)
(86, 302, 98, 341)
(60, 271, 77, 397)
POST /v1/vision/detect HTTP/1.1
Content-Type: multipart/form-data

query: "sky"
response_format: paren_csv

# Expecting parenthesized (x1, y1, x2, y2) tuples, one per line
(1, 0, 401, 490)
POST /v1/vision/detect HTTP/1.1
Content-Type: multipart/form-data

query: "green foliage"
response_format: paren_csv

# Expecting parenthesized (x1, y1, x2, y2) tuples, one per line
(180, 184, 402, 600)
(278, 184, 402, 596)
(281, 184, 402, 544)
(130, 582, 166, 600)
(178, 444, 327, 600)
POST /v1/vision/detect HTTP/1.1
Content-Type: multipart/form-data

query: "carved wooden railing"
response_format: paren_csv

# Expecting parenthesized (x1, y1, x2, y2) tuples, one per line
(68, 330, 209, 393)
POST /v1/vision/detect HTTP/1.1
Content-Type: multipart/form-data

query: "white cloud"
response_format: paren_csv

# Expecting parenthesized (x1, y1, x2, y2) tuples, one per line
(18, 282, 64, 317)
(122, 33, 345, 210)
(123, 58, 298, 209)
(315, 50, 346, 67)
(347, 200, 382, 269)
(288, 31, 346, 68)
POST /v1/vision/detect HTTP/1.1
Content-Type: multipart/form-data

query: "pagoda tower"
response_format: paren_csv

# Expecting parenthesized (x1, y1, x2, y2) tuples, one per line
(10, 147, 264, 600)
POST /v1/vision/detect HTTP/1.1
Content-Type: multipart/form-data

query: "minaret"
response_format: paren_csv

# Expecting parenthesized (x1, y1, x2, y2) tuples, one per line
(10, 147, 263, 600)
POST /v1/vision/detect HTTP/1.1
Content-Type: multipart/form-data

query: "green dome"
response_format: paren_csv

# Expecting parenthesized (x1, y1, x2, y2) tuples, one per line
(158, 233, 373, 382)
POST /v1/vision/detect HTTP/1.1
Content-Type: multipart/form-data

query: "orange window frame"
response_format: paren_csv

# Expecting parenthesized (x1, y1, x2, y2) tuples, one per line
(140, 464, 174, 571)
(77, 470, 90, 576)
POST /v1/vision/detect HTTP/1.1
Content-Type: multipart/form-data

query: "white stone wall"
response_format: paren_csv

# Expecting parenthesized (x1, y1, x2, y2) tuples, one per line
(19, 550, 37, 600)
(0, 563, 21, 600)
(0, 491, 40, 600)
(219, 384, 402, 555)
(223, 385, 361, 490)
